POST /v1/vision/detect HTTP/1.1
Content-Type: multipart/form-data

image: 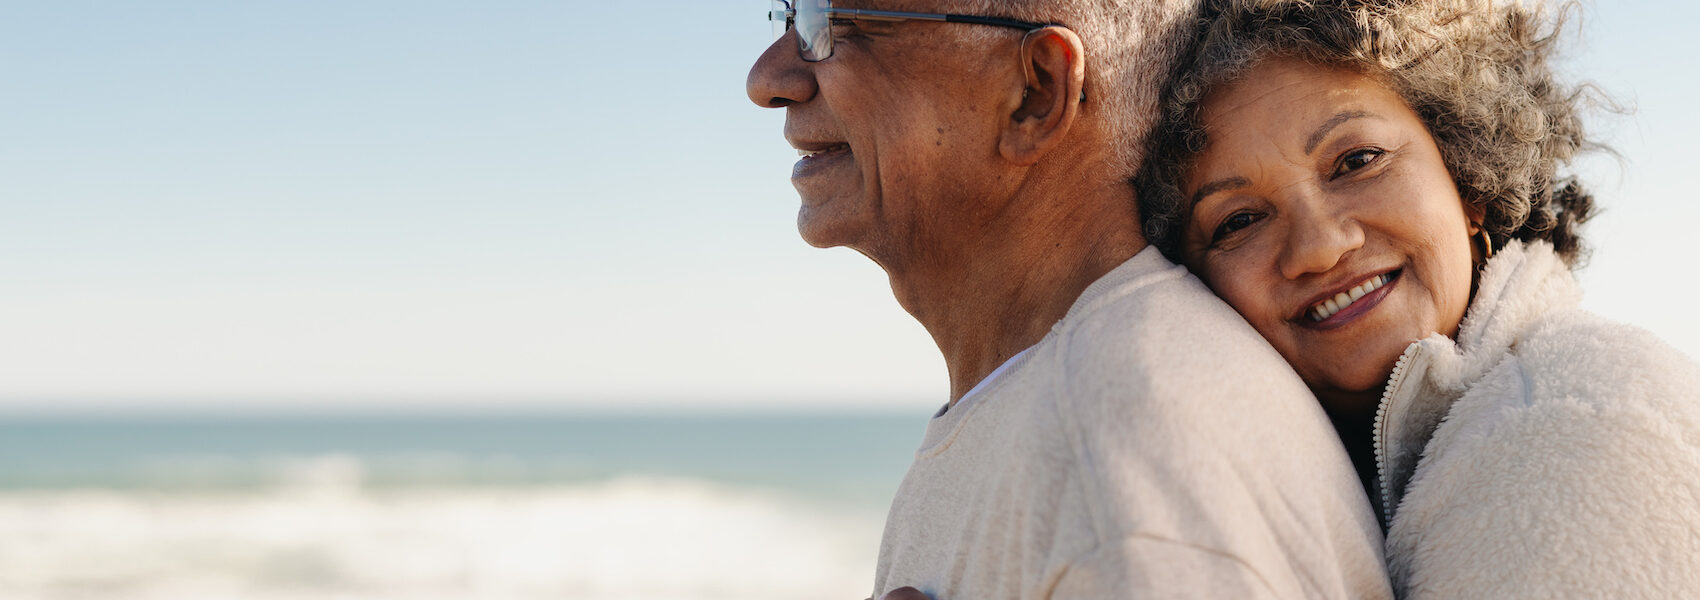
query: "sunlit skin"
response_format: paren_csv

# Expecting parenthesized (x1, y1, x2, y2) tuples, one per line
(747, 0, 1031, 257)
(1179, 58, 1481, 419)
(747, 1, 1143, 401)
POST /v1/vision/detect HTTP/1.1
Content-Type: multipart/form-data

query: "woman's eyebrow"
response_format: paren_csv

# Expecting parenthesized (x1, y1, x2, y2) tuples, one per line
(1190, 176, 1250, 207)
(1304, 110, 1372, 154)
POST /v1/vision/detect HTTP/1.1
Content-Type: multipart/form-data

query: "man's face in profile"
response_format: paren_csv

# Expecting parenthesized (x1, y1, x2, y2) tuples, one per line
(748, 1, 1019, 257)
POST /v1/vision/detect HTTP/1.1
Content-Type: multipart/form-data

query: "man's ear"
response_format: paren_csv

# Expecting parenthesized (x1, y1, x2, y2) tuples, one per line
(999, 26, 1086, 166)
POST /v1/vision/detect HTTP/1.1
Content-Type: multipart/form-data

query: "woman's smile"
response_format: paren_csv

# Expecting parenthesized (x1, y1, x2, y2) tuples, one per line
(1301, 269, 1398, 327)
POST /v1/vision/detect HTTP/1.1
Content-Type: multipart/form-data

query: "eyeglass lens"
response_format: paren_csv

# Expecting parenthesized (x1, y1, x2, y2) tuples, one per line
(770, 0, 833, 61)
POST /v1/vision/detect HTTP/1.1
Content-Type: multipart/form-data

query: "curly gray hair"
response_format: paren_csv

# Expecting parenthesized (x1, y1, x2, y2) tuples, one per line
(1135, 0, 1598, 265)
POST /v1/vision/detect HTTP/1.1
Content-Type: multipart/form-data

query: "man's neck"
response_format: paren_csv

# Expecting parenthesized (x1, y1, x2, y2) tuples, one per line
(885, 180, 1147, 403)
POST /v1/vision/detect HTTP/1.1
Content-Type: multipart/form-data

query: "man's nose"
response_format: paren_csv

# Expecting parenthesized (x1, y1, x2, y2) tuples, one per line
(747, 32, 818, 108)
(1277, 198, 1365, 281)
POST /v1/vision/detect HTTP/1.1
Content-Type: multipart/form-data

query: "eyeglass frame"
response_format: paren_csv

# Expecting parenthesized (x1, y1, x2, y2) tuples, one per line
(768, 0, 1056, 62)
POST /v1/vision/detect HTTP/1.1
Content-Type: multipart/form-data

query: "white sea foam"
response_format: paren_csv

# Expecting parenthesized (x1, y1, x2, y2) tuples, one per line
(0, 456, 886, 600)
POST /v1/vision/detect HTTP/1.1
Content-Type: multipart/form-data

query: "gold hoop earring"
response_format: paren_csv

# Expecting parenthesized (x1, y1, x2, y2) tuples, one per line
(1474, 226, 1494, 261)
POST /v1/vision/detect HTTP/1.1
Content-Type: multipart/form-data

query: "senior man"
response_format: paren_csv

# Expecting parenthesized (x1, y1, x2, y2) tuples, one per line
(747, 0, 1391, 597)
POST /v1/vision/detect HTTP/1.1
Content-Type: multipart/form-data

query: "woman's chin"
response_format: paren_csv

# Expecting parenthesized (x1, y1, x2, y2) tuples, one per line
(1311, 382, 1387, 419)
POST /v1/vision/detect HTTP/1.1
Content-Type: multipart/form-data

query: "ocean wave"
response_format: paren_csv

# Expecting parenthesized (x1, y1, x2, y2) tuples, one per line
(0, 469, 885, 600)
(3, 451, 610, 493)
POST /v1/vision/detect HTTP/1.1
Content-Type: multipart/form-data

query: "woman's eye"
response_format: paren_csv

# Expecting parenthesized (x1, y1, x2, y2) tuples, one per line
(1332, 148, 1384, 177)
(1211, 211, 1262, 243)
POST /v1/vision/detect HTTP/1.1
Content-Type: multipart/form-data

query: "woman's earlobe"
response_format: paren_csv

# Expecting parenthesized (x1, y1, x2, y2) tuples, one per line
(1471, 223, 1494, 261)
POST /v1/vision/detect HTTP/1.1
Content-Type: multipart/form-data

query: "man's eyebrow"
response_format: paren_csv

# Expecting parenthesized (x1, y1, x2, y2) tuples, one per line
(1304, 110, 1372, 155)
(1190, 176, 1250, 208)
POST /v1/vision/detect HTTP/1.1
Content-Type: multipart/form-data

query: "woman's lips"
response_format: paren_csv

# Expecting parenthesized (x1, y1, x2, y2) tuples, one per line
(1301, 269, 1401, 329)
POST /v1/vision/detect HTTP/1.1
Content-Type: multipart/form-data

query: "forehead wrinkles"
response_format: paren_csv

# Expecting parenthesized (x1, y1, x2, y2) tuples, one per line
(1208, 72, 1331, 124)
(1202, 73, 1358, 161)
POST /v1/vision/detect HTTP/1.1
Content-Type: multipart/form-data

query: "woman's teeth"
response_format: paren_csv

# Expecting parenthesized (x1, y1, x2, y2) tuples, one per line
(1309, 273, 1391, 322)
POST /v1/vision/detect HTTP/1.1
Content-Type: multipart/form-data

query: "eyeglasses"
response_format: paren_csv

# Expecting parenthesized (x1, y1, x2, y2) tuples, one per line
(768, 0, 1051, 62)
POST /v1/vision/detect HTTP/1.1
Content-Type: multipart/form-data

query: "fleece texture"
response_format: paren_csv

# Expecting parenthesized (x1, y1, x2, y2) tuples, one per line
(1380, 241, 1700, 599)
(872, 247, 1392, 600)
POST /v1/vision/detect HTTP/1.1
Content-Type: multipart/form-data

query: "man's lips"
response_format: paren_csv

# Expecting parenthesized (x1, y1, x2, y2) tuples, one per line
(795, 142, 849, 158)
(1296, 269, 1401, 329)
(791, 142, 851, 179)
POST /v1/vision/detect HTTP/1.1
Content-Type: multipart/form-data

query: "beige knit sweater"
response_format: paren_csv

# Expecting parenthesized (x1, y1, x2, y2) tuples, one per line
(872, 247, 1392, 599)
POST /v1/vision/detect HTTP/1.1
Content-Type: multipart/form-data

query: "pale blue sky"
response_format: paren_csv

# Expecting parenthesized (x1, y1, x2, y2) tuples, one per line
(2, 1, 1694, 413)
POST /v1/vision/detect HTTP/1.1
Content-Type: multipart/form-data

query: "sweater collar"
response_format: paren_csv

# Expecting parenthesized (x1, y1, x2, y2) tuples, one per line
(1377, 240, 1581, 516)
(916, 247, 1172, 456)
(1443, 240, 1582, 384)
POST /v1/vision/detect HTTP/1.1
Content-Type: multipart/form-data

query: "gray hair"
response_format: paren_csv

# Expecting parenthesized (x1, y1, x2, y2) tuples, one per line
(1135, 0, 1599, 265)
(952, 0, 1203, 175)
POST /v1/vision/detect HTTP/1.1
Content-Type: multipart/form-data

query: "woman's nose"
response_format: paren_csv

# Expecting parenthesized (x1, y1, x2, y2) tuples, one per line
(1277, 200, 1365, 280)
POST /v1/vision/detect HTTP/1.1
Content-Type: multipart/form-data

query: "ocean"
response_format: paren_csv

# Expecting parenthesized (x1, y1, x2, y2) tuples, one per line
(0, 410, 925, 600)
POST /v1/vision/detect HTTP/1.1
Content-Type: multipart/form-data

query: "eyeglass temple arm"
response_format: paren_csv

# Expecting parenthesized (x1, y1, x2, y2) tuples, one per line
(825, 8, 1047, 30)
(765, 7, 1046, 31)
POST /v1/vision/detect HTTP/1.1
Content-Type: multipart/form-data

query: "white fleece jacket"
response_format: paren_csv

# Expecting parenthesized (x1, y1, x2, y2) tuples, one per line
(1375, 240, 1700, 599)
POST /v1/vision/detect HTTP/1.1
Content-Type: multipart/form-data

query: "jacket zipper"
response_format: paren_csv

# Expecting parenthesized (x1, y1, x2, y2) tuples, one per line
(1372, 342, 1424, 527)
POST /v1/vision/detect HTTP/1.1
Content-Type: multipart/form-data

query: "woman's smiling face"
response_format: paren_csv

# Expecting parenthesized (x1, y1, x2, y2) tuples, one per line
(1180, 57, 1479, 412)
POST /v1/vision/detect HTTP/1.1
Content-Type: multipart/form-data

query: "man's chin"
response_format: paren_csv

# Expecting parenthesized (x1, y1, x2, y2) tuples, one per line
(796, 203, 865, 250)
(796, 207, 846, 249)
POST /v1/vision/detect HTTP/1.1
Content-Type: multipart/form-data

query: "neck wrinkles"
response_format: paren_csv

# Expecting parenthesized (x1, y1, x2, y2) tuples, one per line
(883, 181, 1145, 401)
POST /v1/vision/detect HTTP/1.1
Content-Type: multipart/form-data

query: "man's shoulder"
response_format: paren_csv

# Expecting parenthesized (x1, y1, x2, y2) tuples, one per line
(998, 250, 1327, 453)
(1044, 256, 1307, 402)
(1055, 248, 1263, 348)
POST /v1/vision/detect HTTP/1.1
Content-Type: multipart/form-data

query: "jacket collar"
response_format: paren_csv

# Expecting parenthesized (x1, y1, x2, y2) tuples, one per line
(1375, 241, 1581, 519)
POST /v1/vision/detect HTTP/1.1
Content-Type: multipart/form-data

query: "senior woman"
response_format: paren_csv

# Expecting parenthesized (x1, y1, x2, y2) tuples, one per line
(1135, 0, 1700, 597)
